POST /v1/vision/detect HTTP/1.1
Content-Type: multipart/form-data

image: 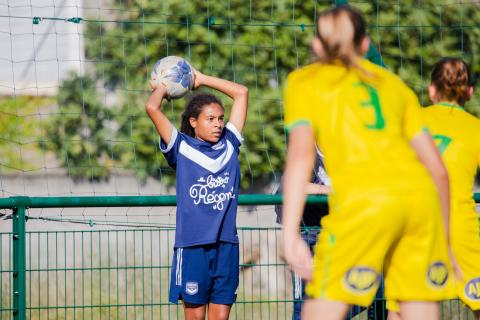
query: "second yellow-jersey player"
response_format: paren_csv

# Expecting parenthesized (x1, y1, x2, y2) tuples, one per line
(284, 58, 454, 306)
(424, 103, 480, 310)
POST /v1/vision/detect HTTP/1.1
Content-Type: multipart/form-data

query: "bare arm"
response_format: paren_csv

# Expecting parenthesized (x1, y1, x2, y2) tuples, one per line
(194, 70, 248, 132)
(283, 126, 316, 237)
(411, 131, 465, 279)
(282, 125, 316, 280)
(145, 82, 174, 145)
(410, 132, 450, 239)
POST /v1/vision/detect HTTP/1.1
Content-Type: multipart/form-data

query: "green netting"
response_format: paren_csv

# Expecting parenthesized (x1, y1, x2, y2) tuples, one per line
(1, 0, 479, 197)
(1, 1, 480, 319)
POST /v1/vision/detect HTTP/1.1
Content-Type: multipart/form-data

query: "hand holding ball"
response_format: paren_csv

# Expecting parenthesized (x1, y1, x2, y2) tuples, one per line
(150, 56, 195, 99)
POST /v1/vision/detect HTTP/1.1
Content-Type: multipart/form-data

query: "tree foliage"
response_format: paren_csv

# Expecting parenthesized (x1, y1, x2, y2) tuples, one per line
(45, 74, 113, 181)
(0, 96, 54, 172)
(45, 0, 480, 188)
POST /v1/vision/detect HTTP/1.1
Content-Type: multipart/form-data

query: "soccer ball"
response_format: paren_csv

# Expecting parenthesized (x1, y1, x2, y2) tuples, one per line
(151, 56, 195, 99)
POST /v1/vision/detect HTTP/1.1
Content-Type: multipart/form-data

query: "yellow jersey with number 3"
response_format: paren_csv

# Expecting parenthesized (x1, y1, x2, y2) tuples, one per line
(284, 58, 431, 193)
(284, 59, 454, 305)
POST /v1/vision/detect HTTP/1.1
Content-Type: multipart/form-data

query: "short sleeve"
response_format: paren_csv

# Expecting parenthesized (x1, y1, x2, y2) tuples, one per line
(284, 72, 313, 132)
(159, 126, 181, 168)
(477, 134, 480, 168)
(225, 122, 244, 150)
(403, 85, 426, 140)
(476, 124, 480, 167)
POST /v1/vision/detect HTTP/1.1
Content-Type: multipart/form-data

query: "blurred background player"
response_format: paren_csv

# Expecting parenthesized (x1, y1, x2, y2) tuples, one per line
(146, 67, 248, 320)
(275, 147, 386, 320)
(275, 146, 331, 320)
(282, 6, 455, 320)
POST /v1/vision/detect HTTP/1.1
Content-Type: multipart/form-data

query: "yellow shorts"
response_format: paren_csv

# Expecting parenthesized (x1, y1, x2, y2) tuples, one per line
(305, 187, 454, 307)
(451, 208, 480, 310)
(386, 208, 480, 313)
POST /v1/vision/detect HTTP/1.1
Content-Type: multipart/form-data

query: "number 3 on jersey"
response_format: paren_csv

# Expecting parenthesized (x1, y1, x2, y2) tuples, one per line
(354, 82, 385, 130)
(432, 134, 452, 155)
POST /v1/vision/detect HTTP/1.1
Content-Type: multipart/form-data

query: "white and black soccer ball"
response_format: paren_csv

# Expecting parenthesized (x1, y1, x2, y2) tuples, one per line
(151, 56, 195, 99)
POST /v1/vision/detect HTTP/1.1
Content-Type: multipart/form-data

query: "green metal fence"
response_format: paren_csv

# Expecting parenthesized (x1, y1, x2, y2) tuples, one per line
(2, 227, 290, 320)
(1, 194, 479, 319)
(0, 195, 317, 320)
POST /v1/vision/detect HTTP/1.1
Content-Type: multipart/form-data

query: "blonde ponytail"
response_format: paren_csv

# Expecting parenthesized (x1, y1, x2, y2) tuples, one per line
(315, 6, 367, 72)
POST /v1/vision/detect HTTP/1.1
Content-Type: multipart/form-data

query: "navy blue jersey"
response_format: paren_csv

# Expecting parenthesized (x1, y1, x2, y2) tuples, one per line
(160, 122, 243, 248)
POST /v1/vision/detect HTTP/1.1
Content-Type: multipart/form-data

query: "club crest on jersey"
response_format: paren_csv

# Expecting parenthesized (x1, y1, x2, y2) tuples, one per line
(427, 262, 449, 287)
(344, 267, 379, 292)
(185, 282, 198, 295)
(465, 278, 480, 300)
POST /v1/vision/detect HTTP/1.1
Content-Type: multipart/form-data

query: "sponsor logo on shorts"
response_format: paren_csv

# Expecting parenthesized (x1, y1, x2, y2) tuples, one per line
(344, 267, 379, 292)
(185, 282, 199, 295)
(427, 262, 448, 287)
(465, 278, 480, 300)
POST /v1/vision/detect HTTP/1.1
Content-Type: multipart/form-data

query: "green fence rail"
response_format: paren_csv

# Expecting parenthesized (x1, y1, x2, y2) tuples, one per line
(0, 194, 329, 209)
(1, 193, 479, 320)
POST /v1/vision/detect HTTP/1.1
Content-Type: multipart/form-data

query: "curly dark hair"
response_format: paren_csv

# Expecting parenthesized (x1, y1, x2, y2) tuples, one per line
(180, 93, 224, 137)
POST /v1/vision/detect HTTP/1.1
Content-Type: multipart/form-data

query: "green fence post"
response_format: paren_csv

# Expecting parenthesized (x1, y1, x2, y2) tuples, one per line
(12, 201, 26, 320)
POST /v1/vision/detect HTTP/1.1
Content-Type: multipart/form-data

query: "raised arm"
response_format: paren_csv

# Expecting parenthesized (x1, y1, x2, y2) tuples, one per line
(193, 70, 248, 132)
(145, 81, 174, 145)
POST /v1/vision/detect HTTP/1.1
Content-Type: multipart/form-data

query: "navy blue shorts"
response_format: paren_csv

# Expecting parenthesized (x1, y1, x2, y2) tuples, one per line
(169, 242, 239, 305)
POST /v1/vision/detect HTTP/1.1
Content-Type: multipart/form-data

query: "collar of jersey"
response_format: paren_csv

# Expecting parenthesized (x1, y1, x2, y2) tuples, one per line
(437, 102, 463, 110)
(179, 139, 234, 173)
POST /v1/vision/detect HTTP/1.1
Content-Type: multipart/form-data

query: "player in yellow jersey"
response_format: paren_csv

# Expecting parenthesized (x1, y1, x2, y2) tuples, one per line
(425, 58, 480, 319)
(281, 6, 456, 320)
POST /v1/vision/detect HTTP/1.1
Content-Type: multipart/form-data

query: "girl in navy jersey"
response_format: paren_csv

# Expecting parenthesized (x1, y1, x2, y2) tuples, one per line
(146, 68, 248, 320)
